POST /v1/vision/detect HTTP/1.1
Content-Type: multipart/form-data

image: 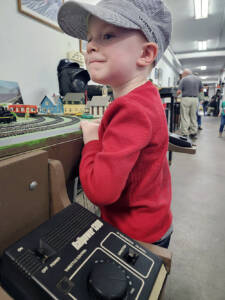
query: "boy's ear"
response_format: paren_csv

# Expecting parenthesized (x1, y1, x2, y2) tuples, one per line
(137, 43, 158, 67)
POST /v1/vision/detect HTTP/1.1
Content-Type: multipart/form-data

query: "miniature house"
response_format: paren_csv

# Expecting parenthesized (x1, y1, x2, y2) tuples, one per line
(40, 95, 64, 114)
(63, 93, 86, 116)
(89, 96, 111, 117)
(85, 100, 91, 114)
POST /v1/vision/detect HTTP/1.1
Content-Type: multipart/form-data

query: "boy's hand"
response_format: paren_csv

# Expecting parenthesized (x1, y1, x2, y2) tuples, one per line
(92, 118, 102, 124)
(80, 120, 100, 144)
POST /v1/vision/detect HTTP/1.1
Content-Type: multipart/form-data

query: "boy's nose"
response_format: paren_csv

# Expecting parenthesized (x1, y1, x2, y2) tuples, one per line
(86, 40, 98, 53)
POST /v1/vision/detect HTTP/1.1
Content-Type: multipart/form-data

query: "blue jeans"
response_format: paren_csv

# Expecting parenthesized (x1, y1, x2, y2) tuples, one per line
(203, 101, 209, 115)
(219, 115, 225, 132)
(153, 233, 172, 249)
(197, 113, 201, 126)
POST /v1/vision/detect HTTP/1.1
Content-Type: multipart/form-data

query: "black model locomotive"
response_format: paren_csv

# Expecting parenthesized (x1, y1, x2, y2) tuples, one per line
(0, 106, 16, 124)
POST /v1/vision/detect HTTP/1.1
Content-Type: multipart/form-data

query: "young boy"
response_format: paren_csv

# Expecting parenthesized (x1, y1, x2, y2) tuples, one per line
(58, 0, 173, 248)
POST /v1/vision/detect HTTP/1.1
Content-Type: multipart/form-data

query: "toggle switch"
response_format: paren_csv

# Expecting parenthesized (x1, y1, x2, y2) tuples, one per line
(123, 248, 139, 265)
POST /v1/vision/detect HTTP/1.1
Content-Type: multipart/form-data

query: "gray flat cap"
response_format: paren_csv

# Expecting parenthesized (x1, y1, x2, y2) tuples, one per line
(58, 0, 172, 63)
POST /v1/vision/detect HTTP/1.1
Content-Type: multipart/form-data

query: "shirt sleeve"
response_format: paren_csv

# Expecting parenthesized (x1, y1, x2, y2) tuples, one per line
(178, 79, 183, 91)
(79, 101, 152, 206)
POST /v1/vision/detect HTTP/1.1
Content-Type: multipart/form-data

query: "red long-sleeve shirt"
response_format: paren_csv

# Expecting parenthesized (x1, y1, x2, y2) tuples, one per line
(79, 81, 172, 243)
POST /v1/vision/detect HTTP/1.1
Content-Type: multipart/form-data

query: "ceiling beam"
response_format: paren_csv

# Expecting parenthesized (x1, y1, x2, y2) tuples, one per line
(176, 50, 225, 60)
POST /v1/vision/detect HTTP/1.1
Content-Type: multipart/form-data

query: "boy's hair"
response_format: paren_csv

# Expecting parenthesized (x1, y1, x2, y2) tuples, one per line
(58, 0, 172, 64)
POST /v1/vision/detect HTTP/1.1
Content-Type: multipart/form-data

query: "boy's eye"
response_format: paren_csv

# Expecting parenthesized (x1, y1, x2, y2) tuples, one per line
(103, 33, 115, 40)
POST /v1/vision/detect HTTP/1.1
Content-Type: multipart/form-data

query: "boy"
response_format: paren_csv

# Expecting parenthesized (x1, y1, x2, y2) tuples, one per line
(58, 0, 173, 248)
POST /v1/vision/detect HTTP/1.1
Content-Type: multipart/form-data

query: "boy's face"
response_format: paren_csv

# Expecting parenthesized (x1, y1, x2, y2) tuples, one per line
(85, 16, 148, 87)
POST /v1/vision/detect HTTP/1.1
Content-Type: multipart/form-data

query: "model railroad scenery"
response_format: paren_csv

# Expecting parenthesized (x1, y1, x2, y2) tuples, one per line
(0, 104, 80, 139)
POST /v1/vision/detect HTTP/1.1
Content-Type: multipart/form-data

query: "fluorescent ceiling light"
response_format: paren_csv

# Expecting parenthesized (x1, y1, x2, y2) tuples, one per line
(194, 0, 209, 19)
(202, 0, 209, 18)
(201, 76, 208, 80)
(198, 41, 207, 51)
(200, 66, 207, 70)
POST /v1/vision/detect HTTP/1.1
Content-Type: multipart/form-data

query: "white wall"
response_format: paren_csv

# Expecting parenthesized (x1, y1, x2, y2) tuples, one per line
(0, 1, 79, 105)
(153, 59, 177, 87)
(150, 48, 182, 88)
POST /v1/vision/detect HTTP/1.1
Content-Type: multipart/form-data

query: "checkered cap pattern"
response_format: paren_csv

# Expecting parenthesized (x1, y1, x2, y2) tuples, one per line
(58, 0, 172, 63)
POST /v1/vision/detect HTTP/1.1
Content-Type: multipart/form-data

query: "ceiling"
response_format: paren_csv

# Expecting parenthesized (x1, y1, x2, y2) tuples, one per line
(164, 0, 225, 85)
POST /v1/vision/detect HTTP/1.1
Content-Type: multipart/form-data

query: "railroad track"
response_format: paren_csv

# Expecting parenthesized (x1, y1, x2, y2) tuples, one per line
(0, 116, 45, 130)
(0, 115, 80, 139)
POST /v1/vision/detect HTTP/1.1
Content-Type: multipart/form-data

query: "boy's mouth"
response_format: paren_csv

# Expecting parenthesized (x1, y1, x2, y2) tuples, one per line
(87, 57, 105, 65)
(88, 60, 105, 65)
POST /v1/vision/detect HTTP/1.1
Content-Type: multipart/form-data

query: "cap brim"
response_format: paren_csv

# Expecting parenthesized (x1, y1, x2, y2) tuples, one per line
(58, 1, 139, 41)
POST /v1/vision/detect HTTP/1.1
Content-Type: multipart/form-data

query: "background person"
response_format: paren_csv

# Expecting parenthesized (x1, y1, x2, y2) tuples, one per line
(206, 95, 217, 116)
(218, 96, 225, 137)
(215, 89, 222, 116)
(58, 0, 173, 248)
(177, 69, 203, 139)
(203, 98, 209, 115)
(197, 91, 204, 130)
(202, 88, 209, 116)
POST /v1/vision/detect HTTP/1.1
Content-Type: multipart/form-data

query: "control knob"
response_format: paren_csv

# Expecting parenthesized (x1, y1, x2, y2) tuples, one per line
(88, 261, 128, 299)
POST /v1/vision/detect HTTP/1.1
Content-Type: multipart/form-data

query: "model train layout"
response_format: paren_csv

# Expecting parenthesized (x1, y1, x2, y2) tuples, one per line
(0, 101, 84, 162)
(0, 114, 79, 139)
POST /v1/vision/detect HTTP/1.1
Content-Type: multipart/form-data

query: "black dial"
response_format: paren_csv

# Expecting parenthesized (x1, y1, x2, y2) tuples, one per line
(88, 261, 128, 300)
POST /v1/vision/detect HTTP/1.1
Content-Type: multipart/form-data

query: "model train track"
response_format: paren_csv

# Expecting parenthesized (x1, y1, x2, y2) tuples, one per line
(0, 115, 45, 130)
(0, 115, 61, 132)
(0, 115, 80, 139)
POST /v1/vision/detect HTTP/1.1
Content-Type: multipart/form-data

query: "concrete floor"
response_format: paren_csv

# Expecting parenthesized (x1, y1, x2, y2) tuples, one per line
(165, 116, 225, 300)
